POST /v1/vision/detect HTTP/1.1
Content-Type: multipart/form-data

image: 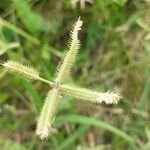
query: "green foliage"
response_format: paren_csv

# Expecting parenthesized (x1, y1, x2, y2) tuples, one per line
(0, 137, 28, 150)
(12, 0, 45, 34)
(112, 0, 128, 6)
(21, 79, 43, 113)
(58, 114, 134, 143)
(0, 0, 149, 149)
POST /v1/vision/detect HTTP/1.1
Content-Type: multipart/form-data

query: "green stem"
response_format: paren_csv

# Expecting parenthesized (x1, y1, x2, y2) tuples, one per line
(0, 17, 40, 44)
(37, 77, 54, 86)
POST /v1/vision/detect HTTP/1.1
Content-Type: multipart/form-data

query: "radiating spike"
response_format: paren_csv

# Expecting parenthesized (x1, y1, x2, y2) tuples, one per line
(54, 17, 83, 84)
(3, 61, 39, 80)
(36, 88, 61, 139)
(61, 84, 121, 104)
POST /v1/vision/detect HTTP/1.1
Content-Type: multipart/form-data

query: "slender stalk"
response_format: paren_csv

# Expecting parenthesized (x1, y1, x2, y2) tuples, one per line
(37, 77, 54, 86)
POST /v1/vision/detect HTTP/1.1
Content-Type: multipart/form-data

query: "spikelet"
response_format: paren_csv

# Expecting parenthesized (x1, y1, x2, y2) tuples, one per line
(3, 61, 39, 80)
(61, 85, 121, 104)
(36, 88, 61, 139)
(55, 17, 83, 84)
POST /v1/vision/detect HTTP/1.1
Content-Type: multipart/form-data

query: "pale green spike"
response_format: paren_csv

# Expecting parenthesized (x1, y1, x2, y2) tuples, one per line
(3, 61, 40, 80)
(61, 84, 121, 104)
(55, 17, 83, 84)
(36, 88, 61, 139)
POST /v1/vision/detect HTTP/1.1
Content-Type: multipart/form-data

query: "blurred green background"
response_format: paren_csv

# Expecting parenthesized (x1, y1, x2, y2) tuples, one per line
(0, 0, 150, 150)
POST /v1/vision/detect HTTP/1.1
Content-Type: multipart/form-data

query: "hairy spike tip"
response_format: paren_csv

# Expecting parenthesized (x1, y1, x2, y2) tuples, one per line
(61, 85, 121, 105)
(54, 17, 83, 84)
(3, 61, 39, 80)
(97, 92, 122, 104)
(70, 17, 83, 40)
(75, 17, 83, 31)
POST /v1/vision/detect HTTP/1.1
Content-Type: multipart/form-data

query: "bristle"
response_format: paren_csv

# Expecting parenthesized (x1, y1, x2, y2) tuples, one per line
(3, 61, 39, 80)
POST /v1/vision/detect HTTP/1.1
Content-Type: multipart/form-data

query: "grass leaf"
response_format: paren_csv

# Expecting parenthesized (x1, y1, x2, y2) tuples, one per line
(21, 79, 42, 113)
(12, 0, 45, 34)
(58, 114, 135, 143)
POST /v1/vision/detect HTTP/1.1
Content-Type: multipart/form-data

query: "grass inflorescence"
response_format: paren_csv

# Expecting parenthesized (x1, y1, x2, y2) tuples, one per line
(2, 18, 121, 139)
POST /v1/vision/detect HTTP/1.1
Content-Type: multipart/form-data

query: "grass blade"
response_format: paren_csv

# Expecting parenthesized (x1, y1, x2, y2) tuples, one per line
(21, 79, 42, 113)
(59, 124, 90, 150)
(58, 114, 135, 143)
(0, 17, 39, 44)
(12, 0, 45, 34)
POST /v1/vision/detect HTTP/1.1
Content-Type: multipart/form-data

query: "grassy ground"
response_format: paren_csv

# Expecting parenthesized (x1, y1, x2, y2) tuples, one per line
(0, 0, 150, 150)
